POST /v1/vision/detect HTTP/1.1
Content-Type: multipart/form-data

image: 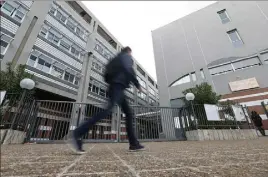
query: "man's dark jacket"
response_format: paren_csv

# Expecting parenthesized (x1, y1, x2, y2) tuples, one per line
(110, 52, 140, 89)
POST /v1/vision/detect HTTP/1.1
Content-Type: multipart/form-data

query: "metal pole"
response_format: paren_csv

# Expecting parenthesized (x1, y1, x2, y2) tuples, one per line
(10, 89, 27, 130)
(191, 101, 198, 129)
(261, 101, 268, 118)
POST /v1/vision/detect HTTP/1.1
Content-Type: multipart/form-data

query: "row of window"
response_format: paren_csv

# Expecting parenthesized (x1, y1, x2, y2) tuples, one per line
(170, 55, 266, 87)
(0, 32, 13, 55)
(94, 40, 114, 61)
(209, 57, 261, 76)
(39, 24, 84, 60)
(88, 78, 136, 104)
(27, 50, 80, 85)
(0, 1, 28, 23)
(49, 2, 89, 41)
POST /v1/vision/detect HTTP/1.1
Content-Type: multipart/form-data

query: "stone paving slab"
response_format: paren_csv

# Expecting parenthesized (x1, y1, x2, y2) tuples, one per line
(1, 138, 268, 177)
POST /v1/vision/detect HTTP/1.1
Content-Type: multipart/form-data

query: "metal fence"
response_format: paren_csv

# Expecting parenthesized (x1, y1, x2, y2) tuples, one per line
(1, 96, 257, 144)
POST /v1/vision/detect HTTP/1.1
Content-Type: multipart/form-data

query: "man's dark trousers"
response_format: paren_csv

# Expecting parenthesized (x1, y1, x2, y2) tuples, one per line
(73, 84, 139, 146)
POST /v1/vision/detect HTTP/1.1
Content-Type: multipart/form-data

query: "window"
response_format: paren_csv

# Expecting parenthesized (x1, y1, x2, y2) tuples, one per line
(149, 87, 155, 96)
(227, 29, 243, 47)
(1, 2, 15, 15)
(217, 9, 230, 24)
(137, 76, 146, 88)
(40, 27, 48, 38)
(0, 37, 9, 54)
(60, 40, 70, 51)
(74, 77, 80, 85)
(27, 55, 37, 67)
(191, 72, 196, 82)
(209, 63, 233, 76)
(67, 20, 76, 31)
(170, 74, 190, 87)
(36, 58, 51, 73)
(99, 87, 106, 97)
(64, 71, 75, 83)
(76, 26, 84, 37)
(13, 9, 24, 22)
(47, 32, 60, 45)
(137, 65, 145, 77)
(148, 76, 154, 86)
(232, 57, 260, 70)
(55, 11, 67, 23)
(49, 7, 56, 15)
(92, 85, 99, 94)
(200, 69, 205, 79)
(138, 92, 147, 100)
(97, 25, 117, 49)
(127, 86, 134, 93)
(71, 46, 80, 58)
(149, 98, 155, 104)
(51, 66, 64, 79)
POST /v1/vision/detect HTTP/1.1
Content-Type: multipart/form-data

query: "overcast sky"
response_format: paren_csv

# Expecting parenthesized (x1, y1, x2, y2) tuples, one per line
(82, 1, 216, 81)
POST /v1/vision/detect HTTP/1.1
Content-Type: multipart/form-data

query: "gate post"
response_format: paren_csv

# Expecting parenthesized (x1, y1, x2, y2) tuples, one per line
(116, 105, 121, 143)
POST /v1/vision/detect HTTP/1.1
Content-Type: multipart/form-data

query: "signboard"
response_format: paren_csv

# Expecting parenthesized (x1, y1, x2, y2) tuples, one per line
(231, 105, 246, 121)
(0, 91, 6, 105)
(229, 77, 259, 92)
(204, 104, 221, 121)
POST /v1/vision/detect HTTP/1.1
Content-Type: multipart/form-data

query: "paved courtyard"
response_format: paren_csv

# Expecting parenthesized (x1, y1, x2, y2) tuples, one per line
(1, 138, 268, 177)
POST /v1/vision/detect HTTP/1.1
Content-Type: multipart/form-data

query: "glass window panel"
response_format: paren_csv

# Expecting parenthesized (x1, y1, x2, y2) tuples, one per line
(51, 66, 63, 78)
(27, 55, 37, 67)
(209, 64, 233, 75)
(170, 75, 191, 87)
(49, 7, 56, 15)
(64, 72, 70, 81)
(2, 3, 15, 14)
(60, 40, 70, 50)
(37, 59, 45, 70)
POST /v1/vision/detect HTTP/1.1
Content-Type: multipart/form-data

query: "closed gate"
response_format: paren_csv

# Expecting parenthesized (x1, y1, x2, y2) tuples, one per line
(1, 98, 254, 144)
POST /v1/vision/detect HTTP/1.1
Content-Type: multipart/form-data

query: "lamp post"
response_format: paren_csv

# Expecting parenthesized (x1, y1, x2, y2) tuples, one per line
(185, 93, 198, 129)
(11, 78, 35, 129)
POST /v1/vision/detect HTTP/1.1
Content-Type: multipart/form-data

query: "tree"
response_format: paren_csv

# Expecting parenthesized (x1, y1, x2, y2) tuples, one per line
(0, 63, 35, 94)
(182, 82, 221, 105)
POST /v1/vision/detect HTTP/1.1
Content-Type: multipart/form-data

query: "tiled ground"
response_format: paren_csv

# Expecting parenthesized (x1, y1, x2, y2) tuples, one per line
(1, 138, 268, 177)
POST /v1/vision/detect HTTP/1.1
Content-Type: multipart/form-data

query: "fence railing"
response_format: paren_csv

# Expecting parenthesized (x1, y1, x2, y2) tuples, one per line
(1, 96, 257, 144)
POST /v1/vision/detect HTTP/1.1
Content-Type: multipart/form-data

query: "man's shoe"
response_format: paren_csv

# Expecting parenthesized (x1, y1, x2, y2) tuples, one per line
(65, 132, 86, 155)
(129, 144, 145, 152)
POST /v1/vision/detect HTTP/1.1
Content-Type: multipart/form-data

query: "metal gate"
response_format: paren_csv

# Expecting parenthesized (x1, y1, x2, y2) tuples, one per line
(1, 98, 255, 144)
(25, 100, 187, 143)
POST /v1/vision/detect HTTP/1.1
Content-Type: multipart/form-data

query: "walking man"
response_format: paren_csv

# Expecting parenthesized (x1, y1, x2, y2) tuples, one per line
(67, 47, 144, 154)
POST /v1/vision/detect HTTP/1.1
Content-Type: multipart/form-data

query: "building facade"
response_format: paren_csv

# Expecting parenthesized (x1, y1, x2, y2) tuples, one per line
(0, 1, 159, 141)
(0, 0, 159, 105)
(152, 1, 268, 119)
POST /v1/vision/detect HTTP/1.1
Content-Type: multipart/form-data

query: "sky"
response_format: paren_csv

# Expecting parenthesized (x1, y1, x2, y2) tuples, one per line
(82, 1, 216, 81)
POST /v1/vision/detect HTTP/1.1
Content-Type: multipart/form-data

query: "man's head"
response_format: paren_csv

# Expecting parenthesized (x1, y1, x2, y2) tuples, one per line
(121, 46, 132, 55)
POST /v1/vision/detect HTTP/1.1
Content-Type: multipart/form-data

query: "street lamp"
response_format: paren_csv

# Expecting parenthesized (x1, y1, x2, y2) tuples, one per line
(20, 78, 35, 90)
(185, 93, 198, 129)
(185, 93, 195, 101)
